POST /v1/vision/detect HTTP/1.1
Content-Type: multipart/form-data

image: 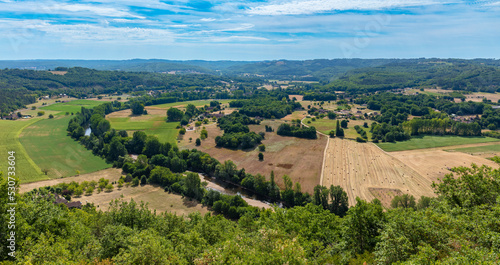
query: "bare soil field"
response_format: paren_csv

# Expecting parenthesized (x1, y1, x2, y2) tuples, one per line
(391, 149, 499, 183)
(322, 138, 435, 206)
(180, 120, 326, 194)
(49, 71, 68, 75)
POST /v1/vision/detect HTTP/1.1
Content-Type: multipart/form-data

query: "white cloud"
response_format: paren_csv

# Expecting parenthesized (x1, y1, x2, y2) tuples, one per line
(247, 0, 452, 15)
(0, 1, 143, 18)
(200, 18, 217, 22)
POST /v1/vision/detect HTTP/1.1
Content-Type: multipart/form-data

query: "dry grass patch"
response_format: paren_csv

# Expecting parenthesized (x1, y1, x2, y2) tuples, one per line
(369, 188, 403, 208)
(322, 138, 435, 206)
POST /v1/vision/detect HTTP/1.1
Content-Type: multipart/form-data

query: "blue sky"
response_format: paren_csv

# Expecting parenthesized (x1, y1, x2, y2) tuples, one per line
(0, 0, 499, 60)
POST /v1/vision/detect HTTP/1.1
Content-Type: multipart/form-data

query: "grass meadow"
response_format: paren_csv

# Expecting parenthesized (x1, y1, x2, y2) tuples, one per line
(0, 118, 46, 183)
(20, 116, 111, 181)
(108, 115, 180, 144)
(377, 135, 500, 152)
(40, 99, 103, 115)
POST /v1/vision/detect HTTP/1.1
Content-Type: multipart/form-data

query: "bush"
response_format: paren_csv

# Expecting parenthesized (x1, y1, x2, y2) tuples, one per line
(329, 130, 335, 138)
(356, 137, 367, 143)
(49, 114, 54, 119)
(258, 144, 265, 152)
(258, 152, 264, 161)
(37, 111, 45, 116)
(341, 120, 348, 128)
(132, 177, 139, 187)
(179, 128, 186, 135)
(195, 138, 201, 146)
(140, 175, 147, 185)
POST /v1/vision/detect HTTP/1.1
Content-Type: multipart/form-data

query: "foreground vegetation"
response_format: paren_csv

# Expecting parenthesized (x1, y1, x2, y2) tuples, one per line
(3, 162, 500, 264)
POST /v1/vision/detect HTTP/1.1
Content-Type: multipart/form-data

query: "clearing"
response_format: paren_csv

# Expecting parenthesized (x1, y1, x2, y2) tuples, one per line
(106, 107, 179, 144)
(180, 120, 326, 194)
(303, 117, 373, 140)
(147, 99, 232, 110)
(20, 116, 111, 181)
(40, 99, 104, 115)
(322, 138, 435, 207)
(377, 135, 499, 152)
(0, 118, 45, 182)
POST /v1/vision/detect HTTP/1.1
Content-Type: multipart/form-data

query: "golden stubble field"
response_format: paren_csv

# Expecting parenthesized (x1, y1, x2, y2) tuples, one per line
(321, 138, 436, 207)
(391, 149, 499, 183)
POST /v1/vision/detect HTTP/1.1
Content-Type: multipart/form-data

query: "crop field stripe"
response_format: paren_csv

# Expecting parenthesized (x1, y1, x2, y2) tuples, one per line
(0, 118, 46, 182)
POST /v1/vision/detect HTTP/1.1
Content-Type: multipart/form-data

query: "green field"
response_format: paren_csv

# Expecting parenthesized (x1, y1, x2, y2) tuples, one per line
(377, 135, 500, 152)
(40, 99, 103, 115)
(152, 99, 232, 109)
(20, 116, 111, 181)
(450, 144, 500, 154)
(0, 119, 46, 182)
(303, 118, 372, 140)
(107, 116, 179, 144)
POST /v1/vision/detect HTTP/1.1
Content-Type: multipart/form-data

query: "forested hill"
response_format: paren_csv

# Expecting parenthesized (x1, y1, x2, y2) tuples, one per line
(327, 60, 500, 93)
(0, 67, 252, 114)
(1, 58, 500, 83)
(0, 59, 253, 74)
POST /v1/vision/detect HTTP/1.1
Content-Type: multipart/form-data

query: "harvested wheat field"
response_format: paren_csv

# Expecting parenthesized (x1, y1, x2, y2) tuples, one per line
(181, 120, 326, 194)
(391, 149, 499, 184)
(322, 138, 435, 207)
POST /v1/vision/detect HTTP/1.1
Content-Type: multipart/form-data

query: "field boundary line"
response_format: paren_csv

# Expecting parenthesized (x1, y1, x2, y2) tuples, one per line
(301, 117, 329, 186)
(16, 118, 44, 178)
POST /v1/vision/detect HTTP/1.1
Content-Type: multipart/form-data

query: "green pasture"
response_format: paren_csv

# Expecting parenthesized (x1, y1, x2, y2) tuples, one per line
(0, 118, 45, 183)
(20, 116, 111, 181)
(40, 99, 103, 115)
(151, 99, 232, 109)
(377, 135, 500, 152)
(107, 116, 179, 144)
(449, 144, 500, 154)
(303, 118, 372, 140)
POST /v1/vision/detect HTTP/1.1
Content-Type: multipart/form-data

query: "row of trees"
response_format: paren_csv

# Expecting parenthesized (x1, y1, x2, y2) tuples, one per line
(277, 123, 317, 139)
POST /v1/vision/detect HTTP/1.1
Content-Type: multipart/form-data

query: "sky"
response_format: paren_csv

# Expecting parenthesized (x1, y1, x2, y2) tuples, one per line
(0, 0, 499, 60)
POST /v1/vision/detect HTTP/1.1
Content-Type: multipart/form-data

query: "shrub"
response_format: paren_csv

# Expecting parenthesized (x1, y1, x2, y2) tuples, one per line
(132, 177, 139, 187)
(195, 138, 201, 146)
(37, 111, 45, 116)
(258, 152, 264, 161)
(49, 114, 54, 119)
(356, 137, 367, 143)
(258, 144, 265, 152)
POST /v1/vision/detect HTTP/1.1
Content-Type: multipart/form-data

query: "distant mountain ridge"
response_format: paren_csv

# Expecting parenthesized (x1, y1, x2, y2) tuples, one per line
(1, 58, 499, 83)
